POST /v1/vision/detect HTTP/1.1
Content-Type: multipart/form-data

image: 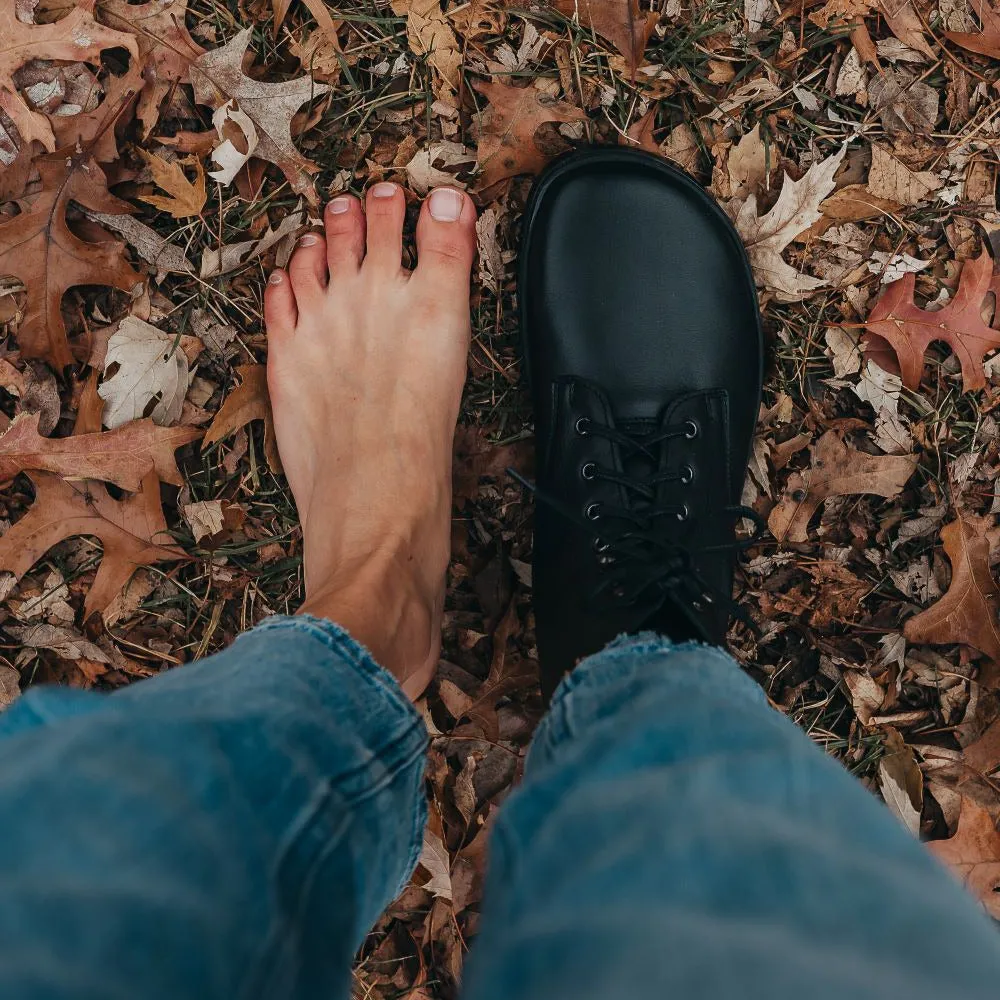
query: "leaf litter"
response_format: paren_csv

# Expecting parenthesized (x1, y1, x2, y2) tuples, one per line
(1, 0, 1000, 992)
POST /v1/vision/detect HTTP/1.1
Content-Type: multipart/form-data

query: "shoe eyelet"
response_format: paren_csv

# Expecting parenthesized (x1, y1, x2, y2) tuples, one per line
(593, 537, 610, 553)
(581, 462, 598, 481)
(684, 419, 699, 440)
(680, 464, 695, 485)
(676, 503, 690, 522)
(611, 584, 627, 599)
(575, 417, 592, 436)
(691, 598, 704, 612)
(585, 502, 602, 521)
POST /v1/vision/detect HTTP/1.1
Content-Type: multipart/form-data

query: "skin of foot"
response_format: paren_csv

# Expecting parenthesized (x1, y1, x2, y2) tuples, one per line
(264, 183, 477, 700)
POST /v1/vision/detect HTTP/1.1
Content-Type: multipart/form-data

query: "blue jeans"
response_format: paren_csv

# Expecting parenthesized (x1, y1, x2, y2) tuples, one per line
(0, 614, 996, 998)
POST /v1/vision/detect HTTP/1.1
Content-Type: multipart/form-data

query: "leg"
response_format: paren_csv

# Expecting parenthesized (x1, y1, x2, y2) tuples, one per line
(464, 637, 1000, 1000)
(0, 183, 478, 998)
(0, 616, 426, 1000)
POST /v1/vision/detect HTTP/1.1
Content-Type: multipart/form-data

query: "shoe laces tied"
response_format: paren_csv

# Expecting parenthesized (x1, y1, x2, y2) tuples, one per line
(510, 414, 762, 630)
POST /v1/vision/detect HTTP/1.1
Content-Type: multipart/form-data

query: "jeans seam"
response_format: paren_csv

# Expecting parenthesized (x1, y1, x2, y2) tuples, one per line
(241, 735, 427, 1000)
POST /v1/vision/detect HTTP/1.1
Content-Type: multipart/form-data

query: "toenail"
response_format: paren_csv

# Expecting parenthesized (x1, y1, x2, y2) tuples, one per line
(428, 188, 464, 222)
(299, 234, 319, 246)
(268, 272, 283, 284)
(372, 182, 397, 199)
(328, 197, 351, 214)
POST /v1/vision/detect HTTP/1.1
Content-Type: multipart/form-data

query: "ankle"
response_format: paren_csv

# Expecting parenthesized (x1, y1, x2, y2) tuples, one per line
(297, 543, 439, 686)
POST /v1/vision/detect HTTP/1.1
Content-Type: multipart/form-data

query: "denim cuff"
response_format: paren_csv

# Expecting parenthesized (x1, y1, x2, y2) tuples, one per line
(533, 632, 760, 766)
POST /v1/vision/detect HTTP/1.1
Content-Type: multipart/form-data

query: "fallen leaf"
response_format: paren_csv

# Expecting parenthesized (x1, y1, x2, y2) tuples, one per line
(0, 471, 184, 618)
(98, 317, 190, 429)
(852, 361, 913, 454)
(416, 827, 452, 900)
(199, 209, 305, 279)
(928, 797, 1000, 919)
(879, 0, 935, 58)
(768, 430, 917, 543)
(553, 0, 659, 75)
(97, 0, 206, 133)
(7, 622, 109, 662)
(821, 183, 902, 222)
(861, 251, 1000, 391)
(0, 412, 200, 490)
(83, 209, 194, 275)
(472, 80, 587, 190)
(727, 124, 768, 199)
(869, 68, 939, 132)
(206, 101, 257, 185)
(190, 27, 331, 203)
(138, 150, 207, 218)
(878, 726, 923, 835)
(867, 143, 942, 206)
(391, 0, 461, 98)
(732, 145, 847, 301)
(0, 150, 142, 370)
(904, 515, 1000, 668)
(947, 0, 1000, 59)
(202, 365, 282, 474)
(0, 0, 138, 152)
(405, 141, 474, 195)
(661, 122, 700, 173)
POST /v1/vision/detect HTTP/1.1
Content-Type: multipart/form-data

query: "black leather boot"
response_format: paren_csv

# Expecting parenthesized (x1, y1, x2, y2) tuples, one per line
(519, 148, 764, 700)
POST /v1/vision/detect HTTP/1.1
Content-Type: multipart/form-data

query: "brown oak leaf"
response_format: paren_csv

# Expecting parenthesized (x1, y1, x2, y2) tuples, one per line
(768, 431, 917, 543)
(0, 0, 138, 152)
(945, 0, 1000, 58)
(0, 413, 200, 490)
(50, 60, 144, 163)
(202, 365, 282, 474)
(904, 515, 1000, 672)
(0, 150, 143, 370)
(391, 0, 461, 99)
(472, 80, 587, 190)
(97, 0, 206, 134)
(0, 471, 183, 619)
(553, 0, 659, 76)
(189, 28, 331, 204)
(927, 797, 1000, 920)
(861, 251, 1000, 392)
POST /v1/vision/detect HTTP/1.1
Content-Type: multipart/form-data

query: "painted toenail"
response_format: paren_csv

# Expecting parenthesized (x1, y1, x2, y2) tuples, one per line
(268, 272, 283, 284)
(372, 182, 397, 199)
(428, 188, 463, 222)
(328, 197, 351, 214)
(299, 234, 319, 246)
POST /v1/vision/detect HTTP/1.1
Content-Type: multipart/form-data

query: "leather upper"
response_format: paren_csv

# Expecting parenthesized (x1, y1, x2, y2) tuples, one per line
(520, 149, 764, 699)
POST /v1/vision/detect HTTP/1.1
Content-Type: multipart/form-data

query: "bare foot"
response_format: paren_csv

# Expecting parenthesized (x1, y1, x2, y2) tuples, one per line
(264, 183, 477, 699)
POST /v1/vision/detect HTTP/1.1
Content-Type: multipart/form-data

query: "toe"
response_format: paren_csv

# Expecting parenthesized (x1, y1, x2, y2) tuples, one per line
(287, 232, 328, 302)
(364, 182, 405, 272)
(264, 270, 297, 335)
(325, 195, 364, 275)
(414, 187, 477, 283)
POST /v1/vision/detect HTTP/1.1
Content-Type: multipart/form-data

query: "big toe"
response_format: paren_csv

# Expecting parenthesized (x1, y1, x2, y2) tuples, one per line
(414, 188, 477, 286)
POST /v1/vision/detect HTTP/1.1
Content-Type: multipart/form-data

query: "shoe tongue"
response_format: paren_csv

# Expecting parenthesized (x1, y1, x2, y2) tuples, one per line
(616, 417, 659, 509)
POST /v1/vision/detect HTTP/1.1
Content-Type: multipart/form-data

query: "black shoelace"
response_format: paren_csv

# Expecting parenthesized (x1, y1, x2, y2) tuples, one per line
(510, 413, 763, 630)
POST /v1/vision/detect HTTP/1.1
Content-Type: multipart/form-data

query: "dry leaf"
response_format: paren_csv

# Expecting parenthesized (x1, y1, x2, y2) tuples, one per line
(416, 827, 453, 900)
(207, 101, 257, 184)
(472, 80, 587, 189)
(391, 0, 461, 99)
(138, 150, 207, 218)
(904, 515, 1000, 667)
(84, 209, 194, 275)
(199, 209, 305, 279)
(190, 28, 331, 203)
(202, 365, 282, 474)
(869, 68, 939, 132)
(861, 251, 1000, 391)
(98, 317, 190, 429)
(553, 0, 659, 75)
(877, 726, 923, 835)
(927, 797, 1000, 919)
(7, 622, 109, 662)
(0, 412, 199, 490)
(732, 145, 847, 301)
(0, 471, 184, 618)
(0, 151, 142, 370)
(405, 141, 474, 195)
(98, 0, 206, 133)
(867, 143, 942, 206)
(769, 430, 917, 543)
(0, 0, 138, 151)
(948, 0, 1000, 59)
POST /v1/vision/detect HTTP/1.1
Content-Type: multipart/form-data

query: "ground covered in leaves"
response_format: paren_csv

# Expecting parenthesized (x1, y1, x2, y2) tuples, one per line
(3, 0, 1000, 993)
